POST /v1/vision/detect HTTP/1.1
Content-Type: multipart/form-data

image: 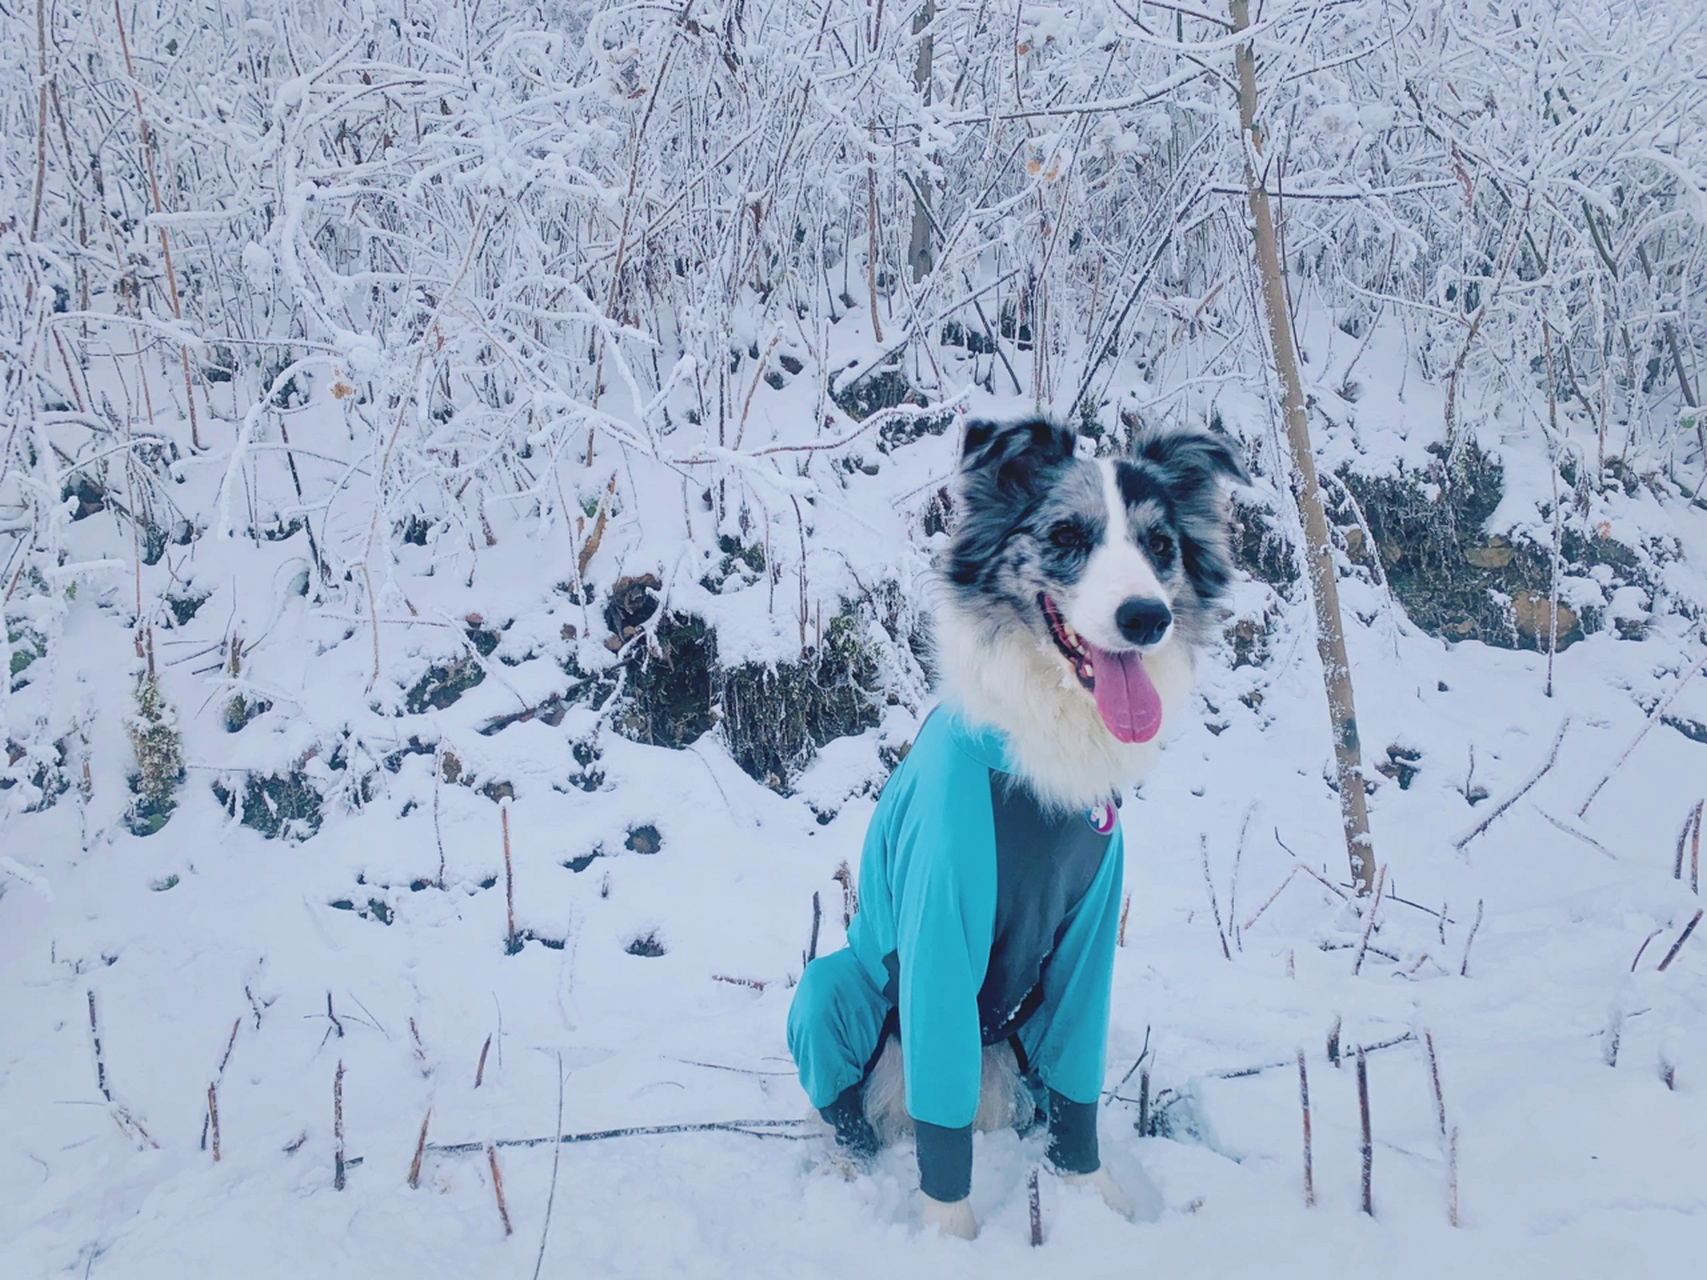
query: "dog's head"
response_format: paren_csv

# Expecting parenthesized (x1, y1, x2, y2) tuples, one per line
(943, 417, 1248, 745)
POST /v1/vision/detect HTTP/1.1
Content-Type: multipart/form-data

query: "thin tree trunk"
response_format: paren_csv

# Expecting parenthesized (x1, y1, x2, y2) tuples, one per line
(907, 1, 935, 284)
(1231, 0, 1375, 896)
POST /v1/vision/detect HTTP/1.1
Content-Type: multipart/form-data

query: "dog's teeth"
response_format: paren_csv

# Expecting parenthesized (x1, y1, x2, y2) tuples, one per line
(1083, 661, 1095, 677)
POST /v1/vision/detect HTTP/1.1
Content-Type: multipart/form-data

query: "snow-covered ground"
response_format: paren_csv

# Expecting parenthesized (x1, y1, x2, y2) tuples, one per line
(6, 508, 1706, 1276)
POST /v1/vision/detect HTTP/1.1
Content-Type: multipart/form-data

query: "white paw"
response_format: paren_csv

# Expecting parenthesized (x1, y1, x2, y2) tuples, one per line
(1061, 1165, 1141, 1220)
(918, 1193, 978, 1240)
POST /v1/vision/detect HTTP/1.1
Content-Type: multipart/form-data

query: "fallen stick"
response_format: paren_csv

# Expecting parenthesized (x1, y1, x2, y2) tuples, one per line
(1356, 1045, 1373, 1217)
(1028, 1168, 1043, 1246)
(475, 1033, 493, 1088)
(712, 974, 768, 991)
(1118, 892, 1131, 947)
(1656, 909, 1703, 973)
(1454, 717, 1570, 849)
(1580, 646, 1707, 818)
(1351, 865, 1389, 976)
(488, 1144, 513, 1236)
(426, 1118, 815, 1156)
(408, 1107, 432, 1189)
(1298, 1051, 1315, 1208)
(1242, 864, 1302, 933)
(1534, 808, 1616, 859)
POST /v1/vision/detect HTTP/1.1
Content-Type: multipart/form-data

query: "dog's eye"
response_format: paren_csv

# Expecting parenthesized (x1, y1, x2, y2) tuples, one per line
(1048, 521, 1088, 551)
(1146, 531, 1175, 563)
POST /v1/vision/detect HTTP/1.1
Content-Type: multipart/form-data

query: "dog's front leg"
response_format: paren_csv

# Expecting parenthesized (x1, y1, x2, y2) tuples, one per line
(918, 1192, 978, 1239)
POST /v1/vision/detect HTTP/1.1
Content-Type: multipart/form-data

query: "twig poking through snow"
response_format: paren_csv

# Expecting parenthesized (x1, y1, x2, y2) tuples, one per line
(805, 891, 821, 965)
(1453, 717, 1570, 849)
(1629, 928, 1663, 973)
(1656, 909, 1704, 972)
(502, 800, 518, 954)
(1137, 1068, 1151, 1136)
(1297, 1051, 1315, 1208)
(1327, 1014, 1341, 1068)
(87, 992, 109, 1101)
(832, 862, 858, 927)
(206, 1084, 221, 1162)
(408, 1107, 431, 1189)
(475, 1034, 493, 1088)
(1425, 1032, 1459, 1226)
(488, 1145, 513, 1237)
(1118, 892, 1131, 947)
(1028, 1168, 1042, 1246)
(1579, 645, 1707, 818)
(532, 1054, 564, 1280)
(1459, 900, 1484, 978)
(1448, 1127, 1460, 1227)
(333, 1061, 346, 1191)
(1356, 1046, 1373, 1217)
(1200, 834, 1231, 960)
(1351, 865, 1388, 976)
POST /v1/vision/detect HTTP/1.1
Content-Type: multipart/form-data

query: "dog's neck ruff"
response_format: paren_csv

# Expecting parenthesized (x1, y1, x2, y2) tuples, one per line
(931, 598, 1193, 814)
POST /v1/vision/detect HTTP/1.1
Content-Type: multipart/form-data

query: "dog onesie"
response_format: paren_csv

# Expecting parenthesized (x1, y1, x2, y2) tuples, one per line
(787, 704, 1122, 1207)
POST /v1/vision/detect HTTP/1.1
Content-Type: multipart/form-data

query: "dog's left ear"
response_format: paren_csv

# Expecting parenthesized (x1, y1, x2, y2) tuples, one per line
(1132, 425, 1251, 490)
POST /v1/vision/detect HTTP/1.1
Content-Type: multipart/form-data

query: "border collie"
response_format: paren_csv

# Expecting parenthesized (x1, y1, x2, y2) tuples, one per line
(787, 417, 1247, 1239)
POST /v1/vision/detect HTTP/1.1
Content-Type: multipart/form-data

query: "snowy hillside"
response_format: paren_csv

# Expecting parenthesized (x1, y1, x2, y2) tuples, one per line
(5, 1, 1707, 1276)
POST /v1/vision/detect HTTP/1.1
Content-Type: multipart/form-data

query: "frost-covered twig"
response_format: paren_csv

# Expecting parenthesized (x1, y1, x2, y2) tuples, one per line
(1580, 647, 1707, 818)
(1297, 1050, 1315, 1208)
(487, 1145, 513, 1236)
(531, 1055, 564, 1279)
(1453, 717, 1570, 850)
(1459, 899, 1485, 978)
(1356, 1045, 1373, 1217)
(1200, 833, 1231, 960)
(1656, 909, 1704, 973)
(1351, 864, 1388, 976)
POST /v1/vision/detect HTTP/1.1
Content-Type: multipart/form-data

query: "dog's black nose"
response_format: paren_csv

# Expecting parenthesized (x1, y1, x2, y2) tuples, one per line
(1116, 597, 1172, 646)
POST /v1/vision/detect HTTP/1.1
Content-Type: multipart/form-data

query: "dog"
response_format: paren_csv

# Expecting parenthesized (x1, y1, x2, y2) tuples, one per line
(787, 417, 1247, 1238)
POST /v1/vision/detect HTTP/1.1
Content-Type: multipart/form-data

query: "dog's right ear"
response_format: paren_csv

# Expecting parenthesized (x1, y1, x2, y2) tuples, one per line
(960, 418, 1076, 492)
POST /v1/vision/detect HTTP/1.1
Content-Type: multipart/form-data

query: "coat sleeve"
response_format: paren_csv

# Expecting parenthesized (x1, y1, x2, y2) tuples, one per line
(891, 765, 997, 1130)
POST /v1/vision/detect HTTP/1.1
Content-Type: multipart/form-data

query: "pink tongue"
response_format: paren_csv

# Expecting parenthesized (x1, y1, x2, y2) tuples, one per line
(1088, 643, 1163, 744)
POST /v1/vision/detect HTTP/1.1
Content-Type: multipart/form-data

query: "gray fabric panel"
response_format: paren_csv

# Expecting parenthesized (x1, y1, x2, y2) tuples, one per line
(978, 774, 1112, 1044)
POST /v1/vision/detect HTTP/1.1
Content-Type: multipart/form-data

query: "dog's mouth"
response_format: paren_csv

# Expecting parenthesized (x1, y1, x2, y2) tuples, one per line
(1040, 594, 1163, 745)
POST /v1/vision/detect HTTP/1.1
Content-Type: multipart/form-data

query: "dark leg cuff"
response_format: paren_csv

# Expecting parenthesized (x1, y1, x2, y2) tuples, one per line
(1045, 1089, 1099, 1175)
(915, 1121, 973, 1203)
(819, 1081, 878, 1158)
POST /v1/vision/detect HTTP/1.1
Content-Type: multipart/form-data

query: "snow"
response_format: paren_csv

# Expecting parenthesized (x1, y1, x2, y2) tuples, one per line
(5, 538, 1706, 1275)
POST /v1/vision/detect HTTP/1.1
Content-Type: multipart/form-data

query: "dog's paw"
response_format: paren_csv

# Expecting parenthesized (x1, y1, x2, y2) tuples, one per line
(918, 1193, 978, 1240)
(1060, 1165, 1141, 1220)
